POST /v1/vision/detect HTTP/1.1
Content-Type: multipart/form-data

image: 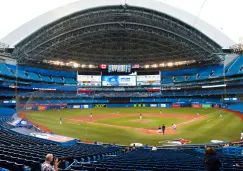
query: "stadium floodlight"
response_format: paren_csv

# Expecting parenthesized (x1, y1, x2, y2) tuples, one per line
(144, 65, 150, 68)
(73, 63, 79, 68)
(167, 62, 174, 67)
(152, 64, 158, 68)
(159, 63, 165, 67)
(81, 64, 86, 68)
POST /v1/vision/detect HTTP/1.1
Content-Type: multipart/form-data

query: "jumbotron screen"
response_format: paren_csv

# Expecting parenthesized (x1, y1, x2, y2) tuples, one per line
(108, 65, 131, 73)
(102, 76, 136, 87)
(137, 75, 161, 86)
(77, 75, 101, 87)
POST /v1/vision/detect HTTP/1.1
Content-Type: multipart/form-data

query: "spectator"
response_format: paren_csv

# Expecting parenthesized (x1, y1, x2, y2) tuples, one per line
(152, 145, 157, 151)
(41, 154, 61, 171)
(94, 141, 97, 145)
(144, 144, 149, 149)
(204, 147, 222, 171)
(132, 144, 136, 150)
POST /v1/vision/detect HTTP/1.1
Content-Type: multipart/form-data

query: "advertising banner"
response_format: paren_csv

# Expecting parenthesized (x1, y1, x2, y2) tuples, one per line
(172, 104, 180, 108)
(73, 105, 80, 109)
(77, 75, 101, 87)
(192, 104, 201, 108)
(102, 76, 136, 86)
(3, 100, 16, 104)
(83, 105, 89, 109)
(25, 106, 33, 110)
(150, 104, 158, 107)
(202, 104, 212, 108)
(134, 104, 146, 107)
(38, 106, 47, 111)
(213, 104, 221, 108)
(137, 75, 161, 86)
(20, 104, 67, 107)
(159, 104, 167, 108)
(94, 104, 106, 108)
(158, 104, 170, 108)
(79, 105, 92, 109)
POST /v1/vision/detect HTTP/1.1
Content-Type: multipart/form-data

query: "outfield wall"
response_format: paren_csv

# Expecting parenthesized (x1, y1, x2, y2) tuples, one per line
(22, 103, 222, 110)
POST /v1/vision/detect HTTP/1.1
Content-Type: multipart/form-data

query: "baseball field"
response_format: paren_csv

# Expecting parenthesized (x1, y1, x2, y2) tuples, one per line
(22, 108, 243, 145)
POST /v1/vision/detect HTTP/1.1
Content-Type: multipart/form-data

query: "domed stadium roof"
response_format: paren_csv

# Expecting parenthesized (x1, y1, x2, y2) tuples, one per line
(4, 0, 235, 65)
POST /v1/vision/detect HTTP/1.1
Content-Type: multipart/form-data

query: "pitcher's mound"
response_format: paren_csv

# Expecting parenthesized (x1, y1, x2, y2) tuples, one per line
(132, 119, 151, 123)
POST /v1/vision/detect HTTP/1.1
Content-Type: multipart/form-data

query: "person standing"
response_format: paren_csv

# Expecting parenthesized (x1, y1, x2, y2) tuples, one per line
(162, 124, 166, 135)
(160, 109, 162, 114)
(204, 147, 222, 171)
(173, 124, 176, 131)
(90, 112, 92, 118)
(219, 112, 223, 118)
(140, 113, 142, 120)
(240, 131, 243, 141)
(117, 110, 119, 114)
(60, 118, 62, 125)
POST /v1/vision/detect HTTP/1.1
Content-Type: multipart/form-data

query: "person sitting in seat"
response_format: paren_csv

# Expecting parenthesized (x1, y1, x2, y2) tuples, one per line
(144, 144, 149, 149)
(152, 145, 157, 151)
(41, 154, 62, 171)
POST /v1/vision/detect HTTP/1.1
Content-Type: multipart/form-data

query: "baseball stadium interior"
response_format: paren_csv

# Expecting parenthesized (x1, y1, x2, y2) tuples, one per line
(0, 0, 243, 170)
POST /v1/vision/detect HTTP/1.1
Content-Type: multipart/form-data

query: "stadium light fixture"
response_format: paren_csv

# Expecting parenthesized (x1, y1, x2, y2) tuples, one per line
(167, 62, 174, 67)
(73, 63, 79, 68)
(152, 64, 158, 68)
(144, 65, 150, 68)
(159, 63, 165, 67)
(81, 64, 86, 68)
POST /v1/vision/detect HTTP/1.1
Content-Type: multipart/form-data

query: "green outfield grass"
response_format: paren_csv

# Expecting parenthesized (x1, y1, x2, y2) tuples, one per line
(25, 108, 243, 145)
(95, 116, 185, 128)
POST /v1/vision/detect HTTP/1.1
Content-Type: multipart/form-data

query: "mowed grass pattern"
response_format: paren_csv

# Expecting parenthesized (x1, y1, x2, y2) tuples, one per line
(95, 116, 185, 128)
(26, 108, 243, 145)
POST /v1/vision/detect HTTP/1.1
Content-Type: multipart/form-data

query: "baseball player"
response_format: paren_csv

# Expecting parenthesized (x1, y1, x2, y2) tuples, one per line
(140, 113, 142, 120)
(219, 112, 223, 118)
(173, 124, 177, 131)
(162, 124, 166, 135)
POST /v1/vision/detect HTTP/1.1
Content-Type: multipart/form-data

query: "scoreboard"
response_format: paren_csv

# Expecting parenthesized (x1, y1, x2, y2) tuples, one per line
(108, 65, 131, 73)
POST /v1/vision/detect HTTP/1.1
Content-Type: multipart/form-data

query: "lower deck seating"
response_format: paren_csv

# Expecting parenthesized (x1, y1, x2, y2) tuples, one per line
(70, 148, 243, 171)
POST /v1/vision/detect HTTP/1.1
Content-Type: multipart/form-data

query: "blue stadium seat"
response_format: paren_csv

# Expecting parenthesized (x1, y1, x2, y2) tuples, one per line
(27, 72, 41, 81)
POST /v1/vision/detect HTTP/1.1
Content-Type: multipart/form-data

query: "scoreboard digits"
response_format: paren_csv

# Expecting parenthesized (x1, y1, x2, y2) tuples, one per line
(108, 65, 131, 73)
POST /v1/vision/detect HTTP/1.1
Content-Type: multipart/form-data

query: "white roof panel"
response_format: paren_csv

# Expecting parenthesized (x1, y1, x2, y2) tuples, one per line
(0, 0, 235, 48)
